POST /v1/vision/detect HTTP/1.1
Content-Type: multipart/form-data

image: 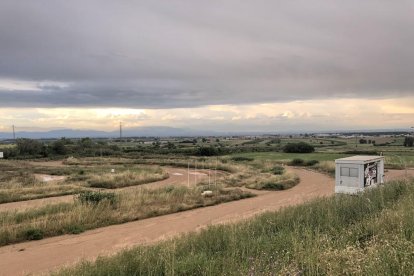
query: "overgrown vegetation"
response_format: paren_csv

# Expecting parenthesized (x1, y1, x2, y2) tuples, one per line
(246, 171, 300, 191)
(77, 191, 118, 205)
(57, 179, 414, 275)
(283, 142, 315, 153)
(86, 167, 168, 189)
(289, 158, 319, 167)
(0, 160, 170, 202)
(0, 186, 253, 246)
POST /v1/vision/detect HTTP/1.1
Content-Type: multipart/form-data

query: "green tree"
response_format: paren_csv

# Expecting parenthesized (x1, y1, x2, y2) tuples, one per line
(16, 139, 43, 155)
(51, 140, 67, 155)
(283, 142, 315, 153)
(404, 137, 414, 147)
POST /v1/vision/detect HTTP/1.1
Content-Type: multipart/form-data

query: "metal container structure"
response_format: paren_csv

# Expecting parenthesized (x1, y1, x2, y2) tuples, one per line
(335, 155, 385, 194)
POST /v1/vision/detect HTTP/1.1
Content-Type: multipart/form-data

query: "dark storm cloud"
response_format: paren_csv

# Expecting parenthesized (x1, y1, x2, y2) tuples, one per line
(0, 0, 413, 108)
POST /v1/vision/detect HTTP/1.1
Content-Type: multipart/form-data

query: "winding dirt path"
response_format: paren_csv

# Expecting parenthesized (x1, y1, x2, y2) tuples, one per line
(0, 167, 214, 213)
(0, 168, 334, 276)
(0, 168, 411, 275)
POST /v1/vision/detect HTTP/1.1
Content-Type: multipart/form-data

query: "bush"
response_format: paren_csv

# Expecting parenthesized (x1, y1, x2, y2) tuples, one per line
(305, 159, 319, 166)
(16, 138, 43, 155)
(343, 150, 378, 155)
(272, 166, 285, 175)
(289, 159, 319, 167)
(404, 137, 414, 147)
(76, 191, 118, 205)
(290, 158, 305, 166)
(25, 228, 44, 240)
(261, 182, 285, 190)
(231, 156, 254, 162)
(195, 146, 218, 156)
(65, 224, 85, 234)
(283, 142, 315, 153)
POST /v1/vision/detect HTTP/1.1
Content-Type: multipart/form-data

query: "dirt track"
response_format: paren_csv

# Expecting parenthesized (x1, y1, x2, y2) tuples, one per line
(0, 167, 334, 276)
(0, 167, 214, 212)
(0, 168, 411, 275)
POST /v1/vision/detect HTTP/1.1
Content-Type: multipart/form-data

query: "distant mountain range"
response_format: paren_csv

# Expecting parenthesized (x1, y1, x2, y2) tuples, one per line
(0, 127, 224, 139)
(0, 127, 411, 140)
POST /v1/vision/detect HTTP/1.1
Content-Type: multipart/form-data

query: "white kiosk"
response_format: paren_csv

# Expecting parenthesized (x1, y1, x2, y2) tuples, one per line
(335, 155, 385, 194)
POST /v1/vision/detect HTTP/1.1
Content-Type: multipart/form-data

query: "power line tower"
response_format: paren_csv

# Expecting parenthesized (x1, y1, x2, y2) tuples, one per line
(119, 122, 123, 140)
(12, 125, 16, 140)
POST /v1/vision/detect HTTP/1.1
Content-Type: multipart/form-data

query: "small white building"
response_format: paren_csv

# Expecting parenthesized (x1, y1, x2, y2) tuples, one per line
(335, 155, 385, 194)
(0, 152, 3, 159)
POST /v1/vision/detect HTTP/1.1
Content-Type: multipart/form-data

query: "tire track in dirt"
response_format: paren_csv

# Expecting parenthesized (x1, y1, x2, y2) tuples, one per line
(0, 167, 334, 276)
(0, 167, 215, 213)
(0, 168, 411, 275)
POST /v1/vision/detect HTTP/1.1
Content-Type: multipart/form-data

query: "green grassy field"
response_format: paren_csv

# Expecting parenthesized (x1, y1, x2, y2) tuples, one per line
(231, 152, 350, 162)
(57, 178, 414, 275)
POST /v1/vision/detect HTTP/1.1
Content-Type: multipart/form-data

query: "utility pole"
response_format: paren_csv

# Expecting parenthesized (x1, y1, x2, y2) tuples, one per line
(119, 122, 122, 140)
(355, 134, 358, 148)
(12, 125, 15, 140)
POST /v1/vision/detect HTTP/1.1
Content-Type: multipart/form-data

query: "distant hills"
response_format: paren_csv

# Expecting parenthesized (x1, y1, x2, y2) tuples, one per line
(0, 127, 223, 139)
(0, 127, 411, 140)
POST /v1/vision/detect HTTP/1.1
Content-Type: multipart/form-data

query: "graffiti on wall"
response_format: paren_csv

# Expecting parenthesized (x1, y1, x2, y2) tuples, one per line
(364, 162, 378, 186)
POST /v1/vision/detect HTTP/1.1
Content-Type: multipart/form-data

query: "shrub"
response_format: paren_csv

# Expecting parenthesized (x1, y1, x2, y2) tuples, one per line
(16, 138, 43, 155)
(261, 182, 285, 190)
(76, 191, 118, 205)
(343, 150, 378, 155)
(283, 142, 315, 153)
(195, 146, 218, 156)
(65, 224, 85, 234)
(289, 159, 319, 167)
(231, 156, 254, 162)
(404, 137, 414, 147)
(305, 159, 319, 166)
(25, 228, 44, 240)
(272, 166, 285, 175)
(289, 158, 305, 166)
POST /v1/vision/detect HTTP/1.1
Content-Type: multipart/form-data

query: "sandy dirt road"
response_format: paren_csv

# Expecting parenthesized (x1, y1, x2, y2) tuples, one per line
(0, 167, 214, 213)
(0, 168, 334, 276)
(385, 168, 414, 181)
(0, 168, 411, 275)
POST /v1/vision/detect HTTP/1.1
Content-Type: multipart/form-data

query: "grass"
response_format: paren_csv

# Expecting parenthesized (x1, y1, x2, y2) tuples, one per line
(56, 178, 414, 275)
(64, 156, 240, 173)
(246, 171, 300, 191)
(0, 186, 253, 246)
(312, 160, 336, 177)
(0, 160, 170, 202)
(231, 152, 350, 162)
(86, 166, 168, 189)
(0, 185, 85, 204)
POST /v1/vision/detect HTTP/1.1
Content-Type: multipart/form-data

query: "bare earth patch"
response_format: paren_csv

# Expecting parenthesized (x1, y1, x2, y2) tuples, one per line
(34, 174, 67, 182)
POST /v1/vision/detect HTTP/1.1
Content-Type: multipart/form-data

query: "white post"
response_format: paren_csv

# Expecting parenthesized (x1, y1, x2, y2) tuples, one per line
(187, 161, 190, 187)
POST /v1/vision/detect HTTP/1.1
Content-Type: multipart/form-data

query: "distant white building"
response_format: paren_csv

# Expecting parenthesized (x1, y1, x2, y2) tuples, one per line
(335, 156, 385, 194)
(0, 152, 3, 159)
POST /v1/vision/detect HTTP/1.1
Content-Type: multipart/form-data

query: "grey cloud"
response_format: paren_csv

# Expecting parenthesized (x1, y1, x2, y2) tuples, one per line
(0, 0, 413, 108)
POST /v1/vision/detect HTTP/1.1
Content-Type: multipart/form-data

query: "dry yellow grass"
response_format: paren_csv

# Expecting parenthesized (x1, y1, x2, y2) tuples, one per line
(86, 166, 168, 188)
(0, 185, 253, 245)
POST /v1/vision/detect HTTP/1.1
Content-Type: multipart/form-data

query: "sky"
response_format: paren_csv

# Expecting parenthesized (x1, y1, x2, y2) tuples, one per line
(0, 1, 413, 133)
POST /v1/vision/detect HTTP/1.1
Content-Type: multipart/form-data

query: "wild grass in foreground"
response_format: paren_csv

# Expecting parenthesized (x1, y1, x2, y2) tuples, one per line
(0, 186, 253, 246)
(57, 178, 414, 275)
(0, 185, 85, 204)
